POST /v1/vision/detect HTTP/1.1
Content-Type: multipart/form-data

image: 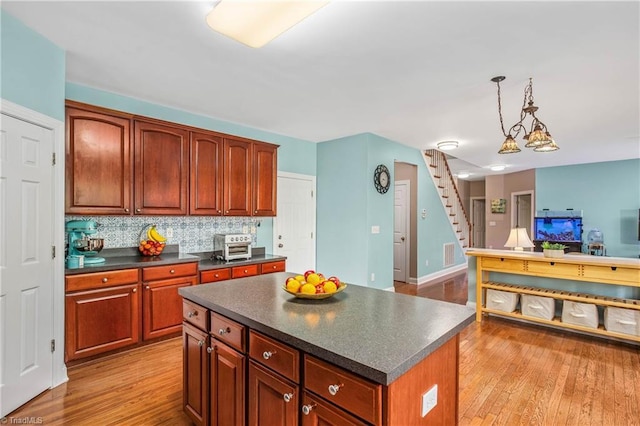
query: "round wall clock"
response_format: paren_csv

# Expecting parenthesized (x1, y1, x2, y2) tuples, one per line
(373, 164, 390, 194)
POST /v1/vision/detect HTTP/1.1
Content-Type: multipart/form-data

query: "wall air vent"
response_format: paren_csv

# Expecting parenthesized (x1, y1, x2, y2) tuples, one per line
(443, 243, 455, 267)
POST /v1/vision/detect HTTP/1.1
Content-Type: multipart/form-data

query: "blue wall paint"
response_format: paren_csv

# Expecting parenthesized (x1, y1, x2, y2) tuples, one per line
(1, 10, 65, 120)
(536, 159, 640, 258)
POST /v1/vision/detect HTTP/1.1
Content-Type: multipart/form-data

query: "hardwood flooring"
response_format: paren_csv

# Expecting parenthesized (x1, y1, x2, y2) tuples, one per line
(8, 271, 639, 425)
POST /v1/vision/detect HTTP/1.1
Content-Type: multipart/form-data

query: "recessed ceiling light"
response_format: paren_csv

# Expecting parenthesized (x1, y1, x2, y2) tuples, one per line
(490, 164, 506, 171)
(457, 172, 470, 179)
(437, 141, 459, 151)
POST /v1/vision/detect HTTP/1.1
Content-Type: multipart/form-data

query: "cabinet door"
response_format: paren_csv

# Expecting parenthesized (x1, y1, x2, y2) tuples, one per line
(65, 284, 140, 362)
(252, 142, 278, 216)
(210, 340, 245, 426)
(183, 323, 208, 426)
(65, 103, 132, 215)
(143, 276, 196, 340)
(223, 137, 251, 216)
(134, 120, 189, 215)
(190, 131, 224, 216)
(301, 392, 368, 426)
(248, 361, 298, 426)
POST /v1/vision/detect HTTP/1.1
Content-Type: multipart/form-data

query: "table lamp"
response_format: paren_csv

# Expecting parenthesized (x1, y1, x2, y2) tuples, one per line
(504, 227, 534, 251)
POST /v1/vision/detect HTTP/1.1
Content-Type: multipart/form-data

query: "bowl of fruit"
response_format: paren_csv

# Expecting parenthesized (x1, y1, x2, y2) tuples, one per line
(138, 224, 167, 256)
(282, 270, 346, 300)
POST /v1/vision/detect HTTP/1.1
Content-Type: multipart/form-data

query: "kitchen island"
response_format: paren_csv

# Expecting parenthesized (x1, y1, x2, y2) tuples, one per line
(179, 272, 474, 425)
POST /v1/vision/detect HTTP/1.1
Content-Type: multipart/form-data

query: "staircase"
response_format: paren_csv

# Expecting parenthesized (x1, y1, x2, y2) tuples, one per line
(423, 149, 471, 250)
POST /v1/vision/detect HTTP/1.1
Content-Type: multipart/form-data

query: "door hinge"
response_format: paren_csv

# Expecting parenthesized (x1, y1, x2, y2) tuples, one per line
(311, 232, 313, 239)
(52, 152, 56, 166)
(52, 245, 56, 259)
(51, 339, 55, 353)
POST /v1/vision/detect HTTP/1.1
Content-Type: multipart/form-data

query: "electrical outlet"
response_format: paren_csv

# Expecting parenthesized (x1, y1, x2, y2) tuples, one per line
(425, 260, 429, 266)
(421, 384, 438, 417)
(251, 225, 257, 233)
(371, 273, 375, 281)
(166, 228, 173, 238)
(371, 225, 380, 234)
(242, 225, 248, 234)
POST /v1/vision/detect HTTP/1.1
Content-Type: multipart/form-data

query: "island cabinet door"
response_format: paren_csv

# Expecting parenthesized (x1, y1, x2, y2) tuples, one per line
(210, 340, 245, 426)
(300, 392, 368, 426)
(248, 361, 298, 426)
(183, 323, 209, 426)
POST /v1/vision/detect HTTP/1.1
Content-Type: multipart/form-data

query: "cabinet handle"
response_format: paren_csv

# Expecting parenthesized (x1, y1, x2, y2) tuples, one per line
(244, 270, 248, 274)
(170, 269, 175, 274)
(206, 346, 215, 354)
(328, 383, 343, 396)
(124, 208, 129, 213)
(136, 208, 141, 213)
(198, 340, 205, 347)
(132, 288, 137, 293)
(302, 404, 317, 415)
(611, 266, 617, 271)
(102, 278, 108, 283)
(262, 350, 276, 360)
(187, 311, 198, 318)
(254, 210, 258, 214)
(218, 327, 231, 335)
(283, 393, 294, 403)
(145, 285, 150, 290)
(214, 273, 219, 278)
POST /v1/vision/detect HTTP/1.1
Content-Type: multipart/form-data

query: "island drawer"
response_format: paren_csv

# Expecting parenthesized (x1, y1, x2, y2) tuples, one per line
(480, 257, 525, 273)
(304, 355, 381, 425)
(142, 262, 198, 281)
(249, 330, 300, 383)
(260, 260, 286, 274)
(231, 264, 259, 278)
(66, 268, 139, 292)
(582, 265, 639, 285)
(211, 312, 246, 352)
(183, 300, 208, 331)
(200, 268, 232, 283)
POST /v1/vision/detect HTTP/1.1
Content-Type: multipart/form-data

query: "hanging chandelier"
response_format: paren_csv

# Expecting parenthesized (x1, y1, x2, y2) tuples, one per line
(491, 76, 559, 154)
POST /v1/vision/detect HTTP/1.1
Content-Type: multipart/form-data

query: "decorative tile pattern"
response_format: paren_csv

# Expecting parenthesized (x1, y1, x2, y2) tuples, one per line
(65, 216, 260, 253)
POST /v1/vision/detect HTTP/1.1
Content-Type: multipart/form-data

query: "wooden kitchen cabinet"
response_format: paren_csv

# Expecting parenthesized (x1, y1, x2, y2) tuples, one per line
(209, 337, 246, 426)
(190, 130, 224, 216)
(301, 392, 368, 426)
(134, 119, 189, 215)
(223, 137, 252, 216)
(65, 283, 141, 362)
(183, 322, 209, 426)
(142, 262, 197, 340)
(248, 361, 299, 426)
(252, 141, 278, 216)
(65, 102, 133, 215)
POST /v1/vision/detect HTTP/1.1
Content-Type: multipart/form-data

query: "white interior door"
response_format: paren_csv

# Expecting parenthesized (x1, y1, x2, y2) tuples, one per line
(0, 113, 54, 416)
(273, 173, 316, 274)
(393, 181, 409, 282)
(472, 198, 486, 248)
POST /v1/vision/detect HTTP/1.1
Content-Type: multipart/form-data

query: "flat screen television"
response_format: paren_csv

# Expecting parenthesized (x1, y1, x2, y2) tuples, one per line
(534, 216, 583, 242)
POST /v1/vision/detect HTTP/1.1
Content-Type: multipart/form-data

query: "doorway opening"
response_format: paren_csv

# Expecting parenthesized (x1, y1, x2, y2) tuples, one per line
(471, 197, 486, 248)
(511, 191, 534, 241)
(393, 162, 417, 284)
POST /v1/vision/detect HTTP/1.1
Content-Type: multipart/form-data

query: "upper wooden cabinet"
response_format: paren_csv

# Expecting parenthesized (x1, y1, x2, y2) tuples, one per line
(65, 103, 133, 215)
(190, 131, 224, 216)
(252, 142, 277, 216)
(223, 137, 252, 216)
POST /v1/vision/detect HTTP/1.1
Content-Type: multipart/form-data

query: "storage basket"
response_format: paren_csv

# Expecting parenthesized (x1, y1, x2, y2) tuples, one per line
(561, 301, 598, 329)
(486, 289, 519, 313)
(604, 306, 640, 337)
(521, 294, 555, 320)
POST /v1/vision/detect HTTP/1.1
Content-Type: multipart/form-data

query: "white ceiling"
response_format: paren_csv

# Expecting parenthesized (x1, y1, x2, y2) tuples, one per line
(4, 1, 639, 180)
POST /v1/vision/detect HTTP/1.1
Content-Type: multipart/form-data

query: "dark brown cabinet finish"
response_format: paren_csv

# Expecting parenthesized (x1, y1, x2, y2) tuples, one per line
(65, 103, 132, 215)
(301, 392, 368, 426)
(252, 142, 278, 216)
(183, 322, 208, 426)
(248, 361, 298, 426)
(223, 137, 252, 216)
(143, 275, 196, 340)
(65, 283, 140, 362)
(134, 120, 189, 215)
(190, 131, 223, 215)
(209, 340, 245, 426)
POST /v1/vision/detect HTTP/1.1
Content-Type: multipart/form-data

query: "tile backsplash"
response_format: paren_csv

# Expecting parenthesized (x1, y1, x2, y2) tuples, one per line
(65, 216, 261, 253)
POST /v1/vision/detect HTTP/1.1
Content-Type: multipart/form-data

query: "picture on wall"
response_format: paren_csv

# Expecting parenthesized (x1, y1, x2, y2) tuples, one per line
(491, 198, 507, 213)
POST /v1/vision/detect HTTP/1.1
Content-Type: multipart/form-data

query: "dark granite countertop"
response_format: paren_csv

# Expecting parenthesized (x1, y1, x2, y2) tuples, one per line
(193, 248, 286, 272)
(179, 272, 475, 386)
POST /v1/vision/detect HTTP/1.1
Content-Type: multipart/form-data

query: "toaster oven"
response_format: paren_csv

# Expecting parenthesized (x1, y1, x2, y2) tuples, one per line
(213, 233, 252, 261)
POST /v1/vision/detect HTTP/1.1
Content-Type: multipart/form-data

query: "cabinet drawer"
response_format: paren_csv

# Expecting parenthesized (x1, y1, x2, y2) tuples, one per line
(301, 392, 368, 426)
(232, 264, 259, 278)
(582, 265, 640, 285)
(200, 268, 232, 283)
(249, 330, 300, 383)
(527, 260, 580, 279)
(480, 257, 526, 273)
(304, 355, 381, 425)
(183, 299, 208, 331)
(260, 260, 286, 274)
(142, 262, 198, 281)
(211, 312, 246, 352)
(66, 268, 139, 292)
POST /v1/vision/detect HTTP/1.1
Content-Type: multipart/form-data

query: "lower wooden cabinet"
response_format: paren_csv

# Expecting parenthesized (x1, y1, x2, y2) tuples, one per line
(248, 361, 299, 426)
(183, 322, 208, 426)
(143, 275, 196, 340)
(65, 283, 140, 362)
(301, 392, 368, 426)
(210, 340, 245, 426)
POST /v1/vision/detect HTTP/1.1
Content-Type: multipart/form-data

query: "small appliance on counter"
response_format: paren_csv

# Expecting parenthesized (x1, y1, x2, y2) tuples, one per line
(66, 219, 105, 265)
(213, 233, 252, 261)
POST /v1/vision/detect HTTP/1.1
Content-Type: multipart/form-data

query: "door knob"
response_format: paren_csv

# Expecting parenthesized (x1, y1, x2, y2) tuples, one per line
(278, 243, 283, 248)
(401, 236, 405, 241)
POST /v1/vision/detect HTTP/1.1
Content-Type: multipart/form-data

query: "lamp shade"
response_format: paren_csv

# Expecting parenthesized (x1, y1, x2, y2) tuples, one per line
(504, 227, 534, 251)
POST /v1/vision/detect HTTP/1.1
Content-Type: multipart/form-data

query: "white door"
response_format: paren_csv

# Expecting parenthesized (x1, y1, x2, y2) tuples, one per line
(393, 181, 409, 282)
(0, 113, 54, 416)
(472, 198, 486, 248)
(273, 173, 316, 274)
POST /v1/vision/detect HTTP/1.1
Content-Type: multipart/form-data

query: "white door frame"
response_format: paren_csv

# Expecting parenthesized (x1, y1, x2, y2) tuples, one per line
(511, 190, 535, 236)
(1, 99, 68, 388)
(394, 180, 410, 283)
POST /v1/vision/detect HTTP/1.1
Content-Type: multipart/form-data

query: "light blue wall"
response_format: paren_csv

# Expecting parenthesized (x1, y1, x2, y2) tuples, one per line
(317, 133, 465, 289)
(536, 159, 640, 258)
(0, 10, 65, 120)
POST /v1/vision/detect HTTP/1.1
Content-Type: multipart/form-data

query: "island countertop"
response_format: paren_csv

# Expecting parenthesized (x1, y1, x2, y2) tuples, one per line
(179, 272, 475, 385)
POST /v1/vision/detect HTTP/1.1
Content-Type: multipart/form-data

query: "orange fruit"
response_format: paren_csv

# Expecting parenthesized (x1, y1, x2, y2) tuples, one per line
(286, 279, 301, 293)
(323, 281, 337, 294)
(306, 273, 321, 285)
(300, 283, 316, 295)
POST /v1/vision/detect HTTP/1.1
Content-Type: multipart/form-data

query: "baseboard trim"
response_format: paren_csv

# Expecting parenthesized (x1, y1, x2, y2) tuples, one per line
(410, 263, 468, 286)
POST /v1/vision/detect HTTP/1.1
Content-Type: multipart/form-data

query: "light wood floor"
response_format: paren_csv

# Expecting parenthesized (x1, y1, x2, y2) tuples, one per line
(9, 272, 640, 425)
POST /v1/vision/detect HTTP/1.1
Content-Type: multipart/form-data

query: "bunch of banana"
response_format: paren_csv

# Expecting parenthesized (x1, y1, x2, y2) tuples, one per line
(139, 224, 166, 256)
(147, 225, 167, 243)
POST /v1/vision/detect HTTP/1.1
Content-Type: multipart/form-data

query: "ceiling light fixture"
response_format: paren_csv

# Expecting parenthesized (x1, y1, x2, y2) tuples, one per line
(491, 76, 559, 154)
(457, 172, 470, 179)
(206, 1, 328, 48)
(437, 141, 459, 151)
(490, 164, 506, 171)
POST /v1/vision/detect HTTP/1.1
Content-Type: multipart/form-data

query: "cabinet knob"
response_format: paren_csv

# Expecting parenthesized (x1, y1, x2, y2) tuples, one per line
(132, 288, 137, 293)
(225, 210, 229, 214)
(187, 311, 198, 318)
(218, 327, 230, 335)
(124, 208, 130, 213)
(170, 269, 175, 274)
(283, 393, 294, 403)
(198, 340, 205, 347)
(254, 210, 258, 214)
(273, 265, 277, 269)
(262, 350, 276, 360)
(214, 274, 219, 278)
(217, 210, 221, 214)
(302, 404, 317, 415)
(102, 278, 108, 283)
(206, 346, 215, 354)
(244, 270, 248, 274)
(145, 285, 150, 290)
(328, 383, 343, 396)
(136, 208, 141, 213)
